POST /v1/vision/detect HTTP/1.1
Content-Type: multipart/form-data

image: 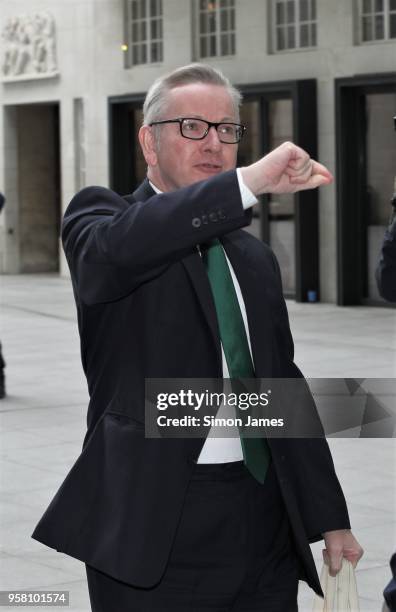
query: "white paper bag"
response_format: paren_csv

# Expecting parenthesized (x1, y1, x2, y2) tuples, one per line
(313, 559, 360, 611)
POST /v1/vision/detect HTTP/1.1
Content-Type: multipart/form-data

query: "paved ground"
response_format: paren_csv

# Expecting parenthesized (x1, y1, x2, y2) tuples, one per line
(1, 274, 395, 611)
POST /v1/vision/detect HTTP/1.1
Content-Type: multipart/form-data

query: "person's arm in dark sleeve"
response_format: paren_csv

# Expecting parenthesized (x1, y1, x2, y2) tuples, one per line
(376, 217, 396, 302)
(269, 251, 351, 541)
(62, 170, 251, 305)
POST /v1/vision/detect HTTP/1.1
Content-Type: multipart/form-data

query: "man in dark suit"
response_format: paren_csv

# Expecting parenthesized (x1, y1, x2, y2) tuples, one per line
(32, 64, 362, 610)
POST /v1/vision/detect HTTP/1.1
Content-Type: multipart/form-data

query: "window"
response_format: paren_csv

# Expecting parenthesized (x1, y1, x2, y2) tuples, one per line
(273, 0, 317, 52)
(359, 0, 396, 42)
(125, 0, 163, 66)
(197, 0, 236, 58)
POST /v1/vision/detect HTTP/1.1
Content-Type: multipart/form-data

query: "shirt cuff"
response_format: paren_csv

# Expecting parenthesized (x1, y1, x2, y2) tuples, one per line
(236, 168, 258, 210)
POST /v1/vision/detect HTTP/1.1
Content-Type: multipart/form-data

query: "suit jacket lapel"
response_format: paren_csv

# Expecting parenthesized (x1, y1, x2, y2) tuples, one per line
(181, 250, 222, 370)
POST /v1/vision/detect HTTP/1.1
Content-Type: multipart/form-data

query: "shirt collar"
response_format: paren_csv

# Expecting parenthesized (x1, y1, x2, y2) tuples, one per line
(149, 180, 162, 194)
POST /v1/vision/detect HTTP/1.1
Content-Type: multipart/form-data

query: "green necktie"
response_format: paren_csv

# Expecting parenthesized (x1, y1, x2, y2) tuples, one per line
(202, 238, 270, 484)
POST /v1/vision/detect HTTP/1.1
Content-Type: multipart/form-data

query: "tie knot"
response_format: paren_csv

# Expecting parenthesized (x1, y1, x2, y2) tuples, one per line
(200, 238, 221, 254)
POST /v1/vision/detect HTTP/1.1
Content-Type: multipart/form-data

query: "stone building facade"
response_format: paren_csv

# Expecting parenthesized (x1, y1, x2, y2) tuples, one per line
(0, 0, 395, 304)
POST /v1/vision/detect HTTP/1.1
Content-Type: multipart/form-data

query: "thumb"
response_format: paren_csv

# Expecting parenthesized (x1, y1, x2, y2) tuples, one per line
(323, 548, 343, 577)
(291, 173, 332, 191)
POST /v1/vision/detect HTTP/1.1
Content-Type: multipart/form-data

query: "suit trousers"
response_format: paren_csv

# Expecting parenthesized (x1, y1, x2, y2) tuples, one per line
(86, 461, 299, 611)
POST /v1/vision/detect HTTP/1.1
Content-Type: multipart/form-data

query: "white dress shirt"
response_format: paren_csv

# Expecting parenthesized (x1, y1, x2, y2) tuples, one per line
(149, 170, 258, 463)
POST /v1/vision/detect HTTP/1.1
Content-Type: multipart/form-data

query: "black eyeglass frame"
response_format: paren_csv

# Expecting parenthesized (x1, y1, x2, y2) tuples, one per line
(149, 117, 246, 144)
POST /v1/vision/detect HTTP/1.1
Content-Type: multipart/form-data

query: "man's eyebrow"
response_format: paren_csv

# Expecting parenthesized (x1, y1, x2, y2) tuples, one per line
(184, 114, 237, 122)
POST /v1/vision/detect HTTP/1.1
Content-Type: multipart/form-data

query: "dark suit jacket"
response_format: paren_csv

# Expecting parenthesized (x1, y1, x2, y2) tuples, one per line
(32, 170, 350, 596)
(384, 553, 396, 611)
(376, 217, 396, 302)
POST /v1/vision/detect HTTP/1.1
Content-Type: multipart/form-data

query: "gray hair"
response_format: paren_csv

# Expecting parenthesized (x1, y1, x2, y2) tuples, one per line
(142, 63, 242, 126)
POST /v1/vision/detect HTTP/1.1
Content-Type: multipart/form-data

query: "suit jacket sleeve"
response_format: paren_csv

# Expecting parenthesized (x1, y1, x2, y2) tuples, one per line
(270, 251, 351, 542)
(376, 218, 396, 302)
(62, 170, 251, 305)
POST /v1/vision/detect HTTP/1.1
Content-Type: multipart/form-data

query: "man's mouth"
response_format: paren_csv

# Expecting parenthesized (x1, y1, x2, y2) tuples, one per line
(195, 163, 222, 173)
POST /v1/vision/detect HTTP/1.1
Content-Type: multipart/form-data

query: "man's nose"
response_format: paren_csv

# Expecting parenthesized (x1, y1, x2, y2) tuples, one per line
(203, 126, 222, 151)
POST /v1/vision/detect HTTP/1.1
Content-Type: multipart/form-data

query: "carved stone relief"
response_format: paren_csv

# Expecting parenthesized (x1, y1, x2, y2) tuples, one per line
(2, 12, 58, 80)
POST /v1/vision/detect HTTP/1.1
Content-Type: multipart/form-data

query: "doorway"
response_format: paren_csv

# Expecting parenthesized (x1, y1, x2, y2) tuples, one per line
(238, 80, 318, 301)
(4, 102, 61, 273)
(109, 95, 146, 196)
(336, 74, 396, 305)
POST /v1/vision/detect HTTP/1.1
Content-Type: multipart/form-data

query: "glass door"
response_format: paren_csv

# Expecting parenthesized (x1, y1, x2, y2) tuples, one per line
(364, 91, 396, 301)
(268, 99, 295, 294)
(238, 99, 264, 240)
(238, 95, 296, 295)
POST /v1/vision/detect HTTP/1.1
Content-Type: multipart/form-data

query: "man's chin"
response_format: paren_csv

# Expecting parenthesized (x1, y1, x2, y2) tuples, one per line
(170, 167, 230, 190)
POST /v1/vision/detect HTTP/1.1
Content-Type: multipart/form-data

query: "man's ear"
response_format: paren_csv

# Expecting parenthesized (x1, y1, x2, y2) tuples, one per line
(138, 125, 158, 167)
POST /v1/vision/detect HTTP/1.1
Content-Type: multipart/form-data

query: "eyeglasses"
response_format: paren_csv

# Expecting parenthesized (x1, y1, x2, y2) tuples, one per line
(149, 117, 246, 144)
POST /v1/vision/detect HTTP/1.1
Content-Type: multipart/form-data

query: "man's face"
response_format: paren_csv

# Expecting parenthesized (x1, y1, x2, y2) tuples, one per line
(140, 83, 239, 192)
